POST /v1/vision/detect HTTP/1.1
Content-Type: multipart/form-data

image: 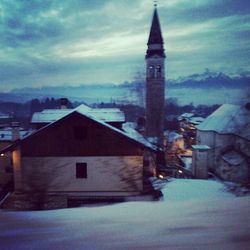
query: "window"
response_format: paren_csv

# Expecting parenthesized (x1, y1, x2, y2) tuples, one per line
(148, 65, 154, 77)
(76, 163, 87, 178)
(156, 65, 161, 77)
(74, 126, 88, 140)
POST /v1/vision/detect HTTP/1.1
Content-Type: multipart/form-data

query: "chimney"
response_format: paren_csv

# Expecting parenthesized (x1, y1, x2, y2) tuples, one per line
(11, 122, 20, 141)
(60, 98, 69, 109)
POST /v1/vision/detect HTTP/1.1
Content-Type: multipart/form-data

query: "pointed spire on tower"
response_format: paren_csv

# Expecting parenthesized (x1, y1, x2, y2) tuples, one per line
(145, 2, 166, 145)
(147, 8, 163, 45)
(146, 5, 165, 58)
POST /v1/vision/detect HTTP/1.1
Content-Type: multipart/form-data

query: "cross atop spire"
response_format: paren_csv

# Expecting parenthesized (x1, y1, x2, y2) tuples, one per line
(154, 0, 157, 8)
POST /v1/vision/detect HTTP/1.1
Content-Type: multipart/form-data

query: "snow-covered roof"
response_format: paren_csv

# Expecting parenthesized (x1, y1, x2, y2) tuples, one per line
(197, 104, 250, 140)
(32, 109, 70, 123)
(31, 104, 125, 123)
(76, 113, 156, 150)
(82, 108, 125, 123)
(222, 150, 246, 166)
(166, 132, 183, 143)
(192, 145, 210, 150)
(1, 111, 156, 153)
(178, 113, 194, 121)
(189, 117, 205, 125)
(0, 129, 30, 141)
(0, 112, 11, 119)
(122, 122, 157, 150)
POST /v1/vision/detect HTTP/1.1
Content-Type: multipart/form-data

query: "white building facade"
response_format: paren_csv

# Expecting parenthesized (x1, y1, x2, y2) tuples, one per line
(194, 104, 250, 183)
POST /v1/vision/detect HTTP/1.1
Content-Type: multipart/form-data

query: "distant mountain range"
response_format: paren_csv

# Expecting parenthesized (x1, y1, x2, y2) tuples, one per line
(0, 70, 249, 105)
(168, 70, 250, 89)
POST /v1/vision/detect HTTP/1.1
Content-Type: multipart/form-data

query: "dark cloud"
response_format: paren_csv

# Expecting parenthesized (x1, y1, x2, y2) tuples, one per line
(0, 0, 249, 90)
(161, 0, 250, 25)
(0, 0, 66, 48)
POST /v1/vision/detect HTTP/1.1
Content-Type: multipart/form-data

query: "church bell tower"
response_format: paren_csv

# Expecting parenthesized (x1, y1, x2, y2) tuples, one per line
(145, 6, 165, 145)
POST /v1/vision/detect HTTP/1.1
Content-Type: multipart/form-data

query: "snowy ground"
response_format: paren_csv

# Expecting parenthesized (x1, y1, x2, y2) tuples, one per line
(161, 179, 234, 201)
(0, 179, 250, 250)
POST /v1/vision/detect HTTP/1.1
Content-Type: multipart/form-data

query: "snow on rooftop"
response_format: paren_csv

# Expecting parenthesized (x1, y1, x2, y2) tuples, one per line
(178, 113, 194, 120)
(31, 104, 125, 123)
(78, 108, 125, 122)
(32, 110, 70, 123)
(74, 103, 92, 112)
(197, 104, 250, 140)
(180, 113, 194, 118)
(0, 129, 30, 141)
(21, 111, 154, 151)
(1, 179, 248, 250)
(166, 132, 183, 143)
(189, 116, 205, 125)
(122, 122, 157, 150)
(192, 145, 210, 150)
(101, 118, 151, 149)
(0, 113, 10, 119)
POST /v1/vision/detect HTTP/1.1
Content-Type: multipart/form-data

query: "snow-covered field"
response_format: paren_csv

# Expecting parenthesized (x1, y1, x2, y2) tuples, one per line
(162, 179, 234, 201)
(0, 179, 249, 250)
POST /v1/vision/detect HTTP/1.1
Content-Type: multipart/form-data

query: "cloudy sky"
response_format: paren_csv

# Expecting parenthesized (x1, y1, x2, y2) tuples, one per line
(0, 0, 250, 91)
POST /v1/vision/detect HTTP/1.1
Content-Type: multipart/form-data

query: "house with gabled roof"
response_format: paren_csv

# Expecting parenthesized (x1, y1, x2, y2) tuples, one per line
(193, 103, 250, 183)
(31, 104, 126, 130)
(0, 109, 157, 209)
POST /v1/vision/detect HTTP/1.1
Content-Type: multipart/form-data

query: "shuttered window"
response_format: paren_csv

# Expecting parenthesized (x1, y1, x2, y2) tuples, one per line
(76, 163, 87, 178)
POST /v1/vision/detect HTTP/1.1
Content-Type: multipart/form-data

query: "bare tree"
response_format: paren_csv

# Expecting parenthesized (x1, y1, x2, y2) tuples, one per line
(130, 69, 146, 107)
(20, 159, 68, 210)
(114, 160, 143, 192)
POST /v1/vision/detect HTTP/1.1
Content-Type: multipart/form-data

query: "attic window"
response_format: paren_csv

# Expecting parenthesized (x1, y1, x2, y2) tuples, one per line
(76, 163, 87, 178)
(74, 126, 88, 140)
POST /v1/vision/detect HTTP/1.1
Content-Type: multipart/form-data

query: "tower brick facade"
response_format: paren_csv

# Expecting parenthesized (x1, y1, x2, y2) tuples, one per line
(145, 8, 165, 146)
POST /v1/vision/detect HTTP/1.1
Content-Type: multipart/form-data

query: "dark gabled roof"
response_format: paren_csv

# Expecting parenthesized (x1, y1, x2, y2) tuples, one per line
(0, 111, 157, 155)
(31, 104, 125, 124)
(147, 8, 164, 45)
